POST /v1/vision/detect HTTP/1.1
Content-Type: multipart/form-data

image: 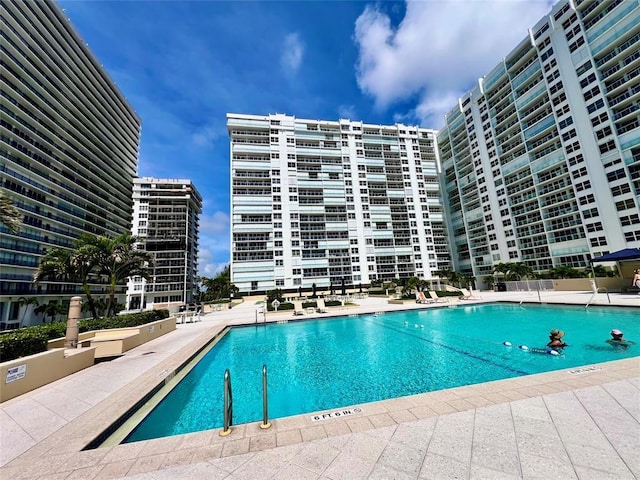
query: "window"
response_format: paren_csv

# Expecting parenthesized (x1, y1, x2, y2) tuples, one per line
(596, 126, 612, 140)
(599, 140, 616, 154)
(576, 60, 592, 76)
(579, 73, 596, 88)
(559, 117, 573, 129)
(591, 112, 609, 128)
(587, 99, 604, 114)
(606, 168, 626, 181)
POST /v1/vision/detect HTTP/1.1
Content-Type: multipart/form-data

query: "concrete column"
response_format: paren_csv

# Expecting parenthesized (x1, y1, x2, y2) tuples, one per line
(65, 296, 82, 348)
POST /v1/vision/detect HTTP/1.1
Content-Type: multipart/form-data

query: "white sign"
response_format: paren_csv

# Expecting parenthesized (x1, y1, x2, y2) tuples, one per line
(149, 325, 155, 334)
(6, 364, 27, 383)
(311, 407, 362, 422)
(569, 366, 602, 375)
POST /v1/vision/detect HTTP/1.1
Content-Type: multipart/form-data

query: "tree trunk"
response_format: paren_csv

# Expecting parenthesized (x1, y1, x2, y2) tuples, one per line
(107, 276, 117, 317)
(82, 283, 98, 319)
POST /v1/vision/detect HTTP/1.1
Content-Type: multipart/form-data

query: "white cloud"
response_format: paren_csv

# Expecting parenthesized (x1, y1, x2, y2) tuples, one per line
(197, 210, 230, 276)
(281, 32, 304, 73)
(354, 0, 553, 126)
(198, 244, 228, 277)
(338, 104, 357, 119)
(192, 123, 224, 147)
(200, 211, 229, 235)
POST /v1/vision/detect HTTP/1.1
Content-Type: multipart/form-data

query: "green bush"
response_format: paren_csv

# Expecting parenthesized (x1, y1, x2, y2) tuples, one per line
(266, 302, 294, 312)
(325, 300, 341, 307)
(302, 301, 317, 309)
(0, 329, 48, 363)
(367, 290, 387, 295)
(434, 291, 462, 297)
(0, 310, 170, 362)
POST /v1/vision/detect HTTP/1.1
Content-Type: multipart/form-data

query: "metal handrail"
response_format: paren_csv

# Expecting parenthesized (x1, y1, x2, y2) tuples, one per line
(586, 287, 610, 309)
(260, 364, 271, 429)
(220, 369, 233, 436)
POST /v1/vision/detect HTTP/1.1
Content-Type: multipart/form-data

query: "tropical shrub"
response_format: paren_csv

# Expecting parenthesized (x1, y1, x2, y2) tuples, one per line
(0, 329, 48, 362)
(0, 310, 170, 362)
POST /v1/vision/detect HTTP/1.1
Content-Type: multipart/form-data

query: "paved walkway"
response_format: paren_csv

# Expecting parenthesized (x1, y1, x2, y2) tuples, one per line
(1, 291, 638, 479)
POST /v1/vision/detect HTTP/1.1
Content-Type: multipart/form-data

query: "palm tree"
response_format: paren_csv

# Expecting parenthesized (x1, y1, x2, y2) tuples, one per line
(547, 265, 585, 279)
(33, 238, 102, 319)
(93, 234, 153, 316)
(72, 234, 114, 318)
(33, 247, 76, 284)
(402, 276, 421, 297)
(509, 262, 534, 281)
(481, 275, 495, 290)
(34, 301, 65, 324)
(200, 265, 238, 301)
(492, 263, 510, 280)
(433, 269, 462, 287)
(17, 296, 39, 328)
(0, 188, 21, 234)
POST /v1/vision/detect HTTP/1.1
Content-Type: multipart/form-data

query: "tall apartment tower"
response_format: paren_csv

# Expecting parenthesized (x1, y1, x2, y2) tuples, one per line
(228, 113, 449, 294)
(126, 178, 202, 310)
(438, 0, 640, 284)
(1, 1, 140, 327)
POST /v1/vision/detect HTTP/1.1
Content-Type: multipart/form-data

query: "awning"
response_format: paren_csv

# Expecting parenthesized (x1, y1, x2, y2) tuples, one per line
(589, 248, 640, 263)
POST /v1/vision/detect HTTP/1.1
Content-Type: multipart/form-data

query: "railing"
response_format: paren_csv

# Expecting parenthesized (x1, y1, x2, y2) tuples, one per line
(586, 280, 611, 309)
(260, 365, 271, 429)
(220, 369, 233, 437)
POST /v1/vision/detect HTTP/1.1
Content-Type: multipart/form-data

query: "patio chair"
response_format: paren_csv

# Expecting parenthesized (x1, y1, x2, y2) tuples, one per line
(293, 300, 305, 315)
(417, 291, 433, 304)
(428, 290, 448, 303)
(460, 288, 481, 300)
(316, 298, 329, 313)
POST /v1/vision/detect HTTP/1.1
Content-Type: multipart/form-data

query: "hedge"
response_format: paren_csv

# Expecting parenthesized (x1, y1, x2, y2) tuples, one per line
(266, 302, 294, 312)
(0, 330, 49, 364)
(0, 310, 170, 362)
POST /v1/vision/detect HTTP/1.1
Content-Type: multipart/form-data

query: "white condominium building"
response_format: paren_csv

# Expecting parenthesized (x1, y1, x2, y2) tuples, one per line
(438, 0, 640, 282)
(1, 0, 140, 327)
(228, 113, 449, 294)
(126, 178, 202, 310)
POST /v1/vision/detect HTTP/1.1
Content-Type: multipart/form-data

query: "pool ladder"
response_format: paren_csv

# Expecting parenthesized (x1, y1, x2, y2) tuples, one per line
(585, 287, 610, 309)
(220, 365, 271, 437)
(220, 369, 233, 436)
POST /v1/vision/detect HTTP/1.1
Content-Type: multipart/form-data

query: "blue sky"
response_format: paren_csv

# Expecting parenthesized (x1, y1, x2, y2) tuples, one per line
(59, 0, 554, 277)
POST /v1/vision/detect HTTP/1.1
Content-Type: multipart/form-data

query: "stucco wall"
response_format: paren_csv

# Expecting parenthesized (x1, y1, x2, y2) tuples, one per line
(552, 277, 631, 291)
(1, 348, 95, 402)
(1, 317, 177, 402)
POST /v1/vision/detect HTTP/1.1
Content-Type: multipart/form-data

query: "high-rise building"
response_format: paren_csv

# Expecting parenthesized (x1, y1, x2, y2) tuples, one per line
(126, 178, 202, 310)
(228, 113, 449, 294)
(438, 0, 640, 285)
(1, 1, 141, 327)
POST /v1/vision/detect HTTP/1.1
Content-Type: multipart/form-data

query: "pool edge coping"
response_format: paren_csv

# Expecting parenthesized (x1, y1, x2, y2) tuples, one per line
(2, 301, 639, 478)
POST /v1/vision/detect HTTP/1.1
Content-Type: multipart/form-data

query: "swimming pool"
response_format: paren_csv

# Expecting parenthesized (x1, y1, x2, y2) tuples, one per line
(124, 303, 638, 442)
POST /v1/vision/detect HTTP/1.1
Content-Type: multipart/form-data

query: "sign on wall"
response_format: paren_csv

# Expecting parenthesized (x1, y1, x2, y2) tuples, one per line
(6, 364, 27, 383)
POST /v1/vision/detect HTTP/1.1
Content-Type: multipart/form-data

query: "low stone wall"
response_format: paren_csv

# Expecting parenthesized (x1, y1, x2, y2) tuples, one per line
(0, 317, 177, 403)
(47, 317, 176, 351)
(552, 277, 630, 292)
(1, 347, 95, 402)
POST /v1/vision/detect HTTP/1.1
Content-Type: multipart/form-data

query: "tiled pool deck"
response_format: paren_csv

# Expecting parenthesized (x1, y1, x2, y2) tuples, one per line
(1, 291, 638, 479)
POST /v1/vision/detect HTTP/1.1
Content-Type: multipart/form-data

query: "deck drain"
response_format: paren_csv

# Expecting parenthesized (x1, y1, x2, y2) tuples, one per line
(140, 351, 156, 356)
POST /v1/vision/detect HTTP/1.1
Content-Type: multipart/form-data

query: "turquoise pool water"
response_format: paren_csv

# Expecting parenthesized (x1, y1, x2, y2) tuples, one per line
(125, 304, 638, 442)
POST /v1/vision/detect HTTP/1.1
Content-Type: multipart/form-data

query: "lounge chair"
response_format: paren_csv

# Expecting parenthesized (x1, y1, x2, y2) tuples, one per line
(428, 290, 448, 303)
(460, 288, 481, 300)
(416, 291, 432, 304)
(293, 300, 305, 315)
(316, 298, 329, 313)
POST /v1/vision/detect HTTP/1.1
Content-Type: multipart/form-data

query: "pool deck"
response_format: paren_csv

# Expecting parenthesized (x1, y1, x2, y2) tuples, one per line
(1, 290, 638, 479)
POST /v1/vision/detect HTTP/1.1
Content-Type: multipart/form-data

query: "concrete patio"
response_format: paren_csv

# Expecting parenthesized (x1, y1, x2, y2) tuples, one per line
(1, 290, 638, 479)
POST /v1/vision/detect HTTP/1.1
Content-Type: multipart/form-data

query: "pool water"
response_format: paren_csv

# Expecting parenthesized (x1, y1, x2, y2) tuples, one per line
(125, 304, 638, 442)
